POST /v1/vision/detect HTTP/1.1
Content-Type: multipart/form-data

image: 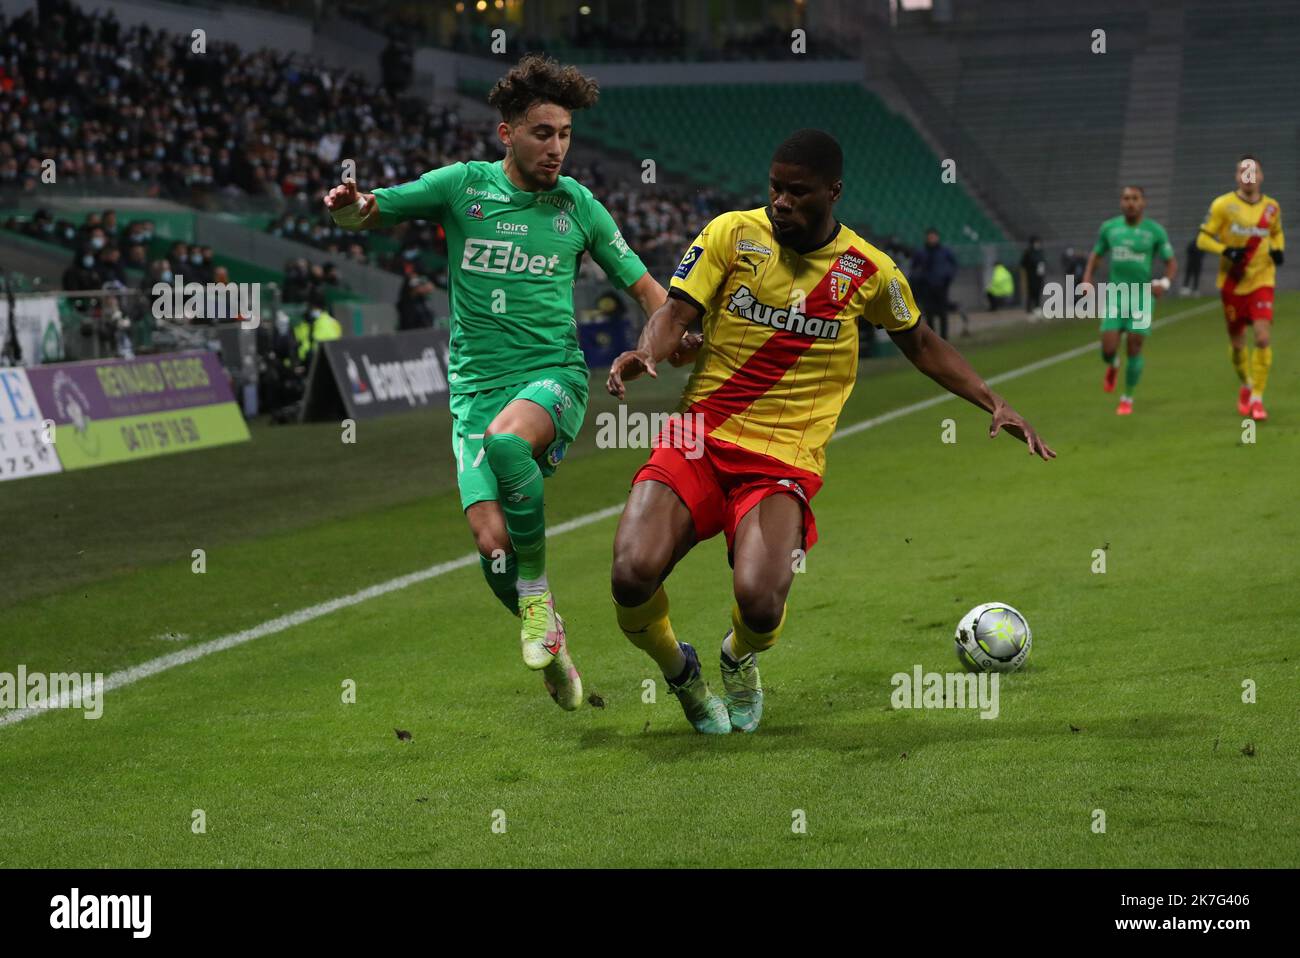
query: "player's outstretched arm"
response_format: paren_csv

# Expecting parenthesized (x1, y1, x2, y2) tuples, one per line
(323, 181, 381, 231)
(1196, 201, 1226, 255)
(606, 294, 702, 399)
(1080, 251, 1101, 289)
(888, 322, 1055, 460)
(1157, 255, 1177, 296)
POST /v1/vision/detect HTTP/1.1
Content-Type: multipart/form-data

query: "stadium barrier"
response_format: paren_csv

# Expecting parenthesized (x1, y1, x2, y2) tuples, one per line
(0, 350, 250, 483)
(300, 329, 450, 423)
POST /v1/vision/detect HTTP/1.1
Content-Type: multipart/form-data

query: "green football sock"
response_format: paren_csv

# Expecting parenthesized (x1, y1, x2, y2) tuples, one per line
(484, 433, 547, 581)
(1125, 354, 1145, 393)
(479, 551, 518, 616)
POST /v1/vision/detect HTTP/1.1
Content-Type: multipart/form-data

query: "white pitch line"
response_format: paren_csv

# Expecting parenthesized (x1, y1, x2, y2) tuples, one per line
(0, 504, 624, 728)
(834, 300, 1215, 440)
(0, 302, 1215, 728)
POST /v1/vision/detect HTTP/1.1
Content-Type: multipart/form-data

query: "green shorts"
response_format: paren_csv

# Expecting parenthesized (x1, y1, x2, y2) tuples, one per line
(1099, 287, 1153, 334)
(449, 366, 589, 511)
(1099, 312, 1152, 334)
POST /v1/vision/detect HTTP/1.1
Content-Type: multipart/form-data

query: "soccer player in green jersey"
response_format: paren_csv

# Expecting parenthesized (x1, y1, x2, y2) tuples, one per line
(323, 56, 668, 710)
(1081, 185, 1177, 415)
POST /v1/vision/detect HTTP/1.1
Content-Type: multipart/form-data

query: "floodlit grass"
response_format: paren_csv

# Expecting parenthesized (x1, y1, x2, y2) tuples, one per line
(2, 297, 1296, 867)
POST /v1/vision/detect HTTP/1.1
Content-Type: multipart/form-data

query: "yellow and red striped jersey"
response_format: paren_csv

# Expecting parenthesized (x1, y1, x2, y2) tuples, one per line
(668, 208, 918, 476)
(1198, 192, 1285, 294)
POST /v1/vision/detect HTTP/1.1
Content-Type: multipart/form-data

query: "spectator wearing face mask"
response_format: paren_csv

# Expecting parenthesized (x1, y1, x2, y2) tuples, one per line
(269, 213, 296, 239)
(64, 247, 102, 289)
(186, 245, 212, 285)
(392, 244, 423, 273)
(320, 261, 345, 290)
(62, 248, 102, 313)
(397, 274, 436, 331)
(123, 221, 148, 250)
(123, 237, 149, 268)
(282, 257, 313, 304)
(81, 226, 109, 256)
(96, 244, 127, 286)
(77, 214, 104, 248)
(54, 219, 80, 248)
(23, 208, 57, 241)
(167, 242, 190, 277)
(143, 259, 174, 298)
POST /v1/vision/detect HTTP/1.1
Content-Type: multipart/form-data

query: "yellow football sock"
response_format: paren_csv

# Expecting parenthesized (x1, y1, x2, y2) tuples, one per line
(1251, 346, 1272, 398)
(731, 603, 787, 657)
(1230, 345, 1251, 385)
(614, 587, 684, 674)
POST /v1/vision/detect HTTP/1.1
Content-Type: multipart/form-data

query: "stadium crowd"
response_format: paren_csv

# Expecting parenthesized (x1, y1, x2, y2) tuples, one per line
(2, 1, 734, 293)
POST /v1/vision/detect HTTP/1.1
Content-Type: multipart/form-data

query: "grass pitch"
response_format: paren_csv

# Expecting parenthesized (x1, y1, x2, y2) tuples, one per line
(2, 296, 1297, 867)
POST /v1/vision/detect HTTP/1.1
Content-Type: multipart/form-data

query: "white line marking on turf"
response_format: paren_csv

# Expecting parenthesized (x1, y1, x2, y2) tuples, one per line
(834, 302, 1214, 440)
(0, 303, 1215, 728)
(0, 505, 624, 728)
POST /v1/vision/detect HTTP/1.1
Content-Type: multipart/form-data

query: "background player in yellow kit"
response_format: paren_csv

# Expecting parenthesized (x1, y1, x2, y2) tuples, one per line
(605, 130, 1054, 734)
(1196, 155, 1285, 421)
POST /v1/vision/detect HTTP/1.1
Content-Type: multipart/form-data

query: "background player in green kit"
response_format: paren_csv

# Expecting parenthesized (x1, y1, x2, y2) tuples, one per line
(1081, 185, 1177, 415)
(323, 56, 669, 710)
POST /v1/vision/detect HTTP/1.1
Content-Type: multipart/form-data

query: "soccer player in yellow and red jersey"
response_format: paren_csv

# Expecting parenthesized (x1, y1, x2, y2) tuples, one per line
(1196, 155, 1285, 421)
(604, 130, 1054, 734)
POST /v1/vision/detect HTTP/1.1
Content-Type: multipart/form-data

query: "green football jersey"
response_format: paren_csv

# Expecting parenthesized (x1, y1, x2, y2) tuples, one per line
(1092, 216, 1174, 286)
(372, 160, 648, 394)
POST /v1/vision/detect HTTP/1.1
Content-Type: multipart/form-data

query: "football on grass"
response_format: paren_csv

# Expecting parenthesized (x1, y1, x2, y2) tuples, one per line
(955, 602, 1032, 673)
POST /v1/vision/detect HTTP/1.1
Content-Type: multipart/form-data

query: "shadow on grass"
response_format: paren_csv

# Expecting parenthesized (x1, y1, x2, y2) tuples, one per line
(577, 707, 1213, 764)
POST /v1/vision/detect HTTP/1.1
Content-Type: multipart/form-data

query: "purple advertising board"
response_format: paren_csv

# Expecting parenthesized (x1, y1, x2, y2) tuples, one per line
(23, 351, 250, 472)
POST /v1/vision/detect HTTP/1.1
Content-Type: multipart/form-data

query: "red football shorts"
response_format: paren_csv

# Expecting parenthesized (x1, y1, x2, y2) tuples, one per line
(632, 426, 823, 560)
(1222, 285, 1273, 336)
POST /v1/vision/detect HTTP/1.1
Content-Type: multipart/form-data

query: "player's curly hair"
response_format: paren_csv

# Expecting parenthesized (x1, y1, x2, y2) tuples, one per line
(772, 129, 843, 184)
(487, 55, 600, 124)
